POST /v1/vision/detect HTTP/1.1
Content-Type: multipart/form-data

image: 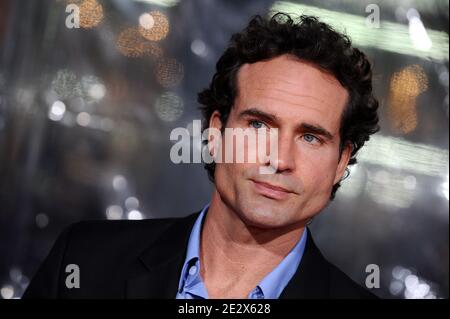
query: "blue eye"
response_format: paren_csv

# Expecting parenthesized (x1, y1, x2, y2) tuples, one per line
(303, 134, 318, 143)
(250, 120, 265, 129)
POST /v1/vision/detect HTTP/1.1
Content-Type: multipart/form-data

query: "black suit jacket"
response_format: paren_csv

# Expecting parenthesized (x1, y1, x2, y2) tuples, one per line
(23, 211, 377, 299)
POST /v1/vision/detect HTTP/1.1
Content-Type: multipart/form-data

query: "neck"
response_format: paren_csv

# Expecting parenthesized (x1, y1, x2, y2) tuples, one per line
(199, 190, 305, 298)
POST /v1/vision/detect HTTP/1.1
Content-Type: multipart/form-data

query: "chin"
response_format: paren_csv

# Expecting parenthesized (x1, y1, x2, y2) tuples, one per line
(237, 204, 292, 229)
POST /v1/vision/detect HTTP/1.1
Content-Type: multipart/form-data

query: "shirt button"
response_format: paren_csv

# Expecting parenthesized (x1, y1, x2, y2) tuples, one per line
(250, 288, 264, 299)
(189, 265, 198, 276)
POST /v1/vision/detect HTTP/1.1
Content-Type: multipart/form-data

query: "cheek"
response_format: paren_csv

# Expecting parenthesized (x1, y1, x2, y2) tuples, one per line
(214, 162, 241, 191)
(299, 151, 340, 191)
(296, 154, 339, 216)
(214, 162, 248, 208)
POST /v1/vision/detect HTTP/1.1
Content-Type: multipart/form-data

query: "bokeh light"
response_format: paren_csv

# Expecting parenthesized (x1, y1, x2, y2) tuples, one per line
(390, 265, 439, 299)
(155, 57, 184, 87)
(191, 39, 208, 58)
(389, 279, 404, 296)
(388, 65, 428, 134)
(81, 75, 106, 101)
(138, 11, 169, 41)
(48, 100, 66, 121)
(115, 27, 163, 59)
(139, 13, 154, 30)
(79, 0, 104, 29)
(76, 112, 91, 127)
(155, 91, 184, 122)
(125, 196, 139, 210)
(35, 213, 49, 228)
(106, 205, 123, 220)
(51, 69, 82, 100)
(112, 175, 127, 192)
(0, 285, 14, 299)
(127, 210, 143, 220)
(143, 42, 164, 59)
(116, 27, 148, 58)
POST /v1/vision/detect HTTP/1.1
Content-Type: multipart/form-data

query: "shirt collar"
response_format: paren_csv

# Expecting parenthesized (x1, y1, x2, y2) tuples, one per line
(177, 203, 209, 296)
(184, 203, 209, 264)
(256, 228, 307, 299)
(177, 203, 308, 299)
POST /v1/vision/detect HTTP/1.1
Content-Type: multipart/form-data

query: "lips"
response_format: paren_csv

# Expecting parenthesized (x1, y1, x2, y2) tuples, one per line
(251, 179, 293, 200)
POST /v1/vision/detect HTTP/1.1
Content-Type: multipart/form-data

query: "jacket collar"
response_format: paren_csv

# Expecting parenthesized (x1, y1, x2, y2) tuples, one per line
(278, 228, 330, 298)
(125, 212, 199, 298)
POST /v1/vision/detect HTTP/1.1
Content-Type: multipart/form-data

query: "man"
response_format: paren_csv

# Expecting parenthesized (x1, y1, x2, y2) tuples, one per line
(24, 13, 379, 299)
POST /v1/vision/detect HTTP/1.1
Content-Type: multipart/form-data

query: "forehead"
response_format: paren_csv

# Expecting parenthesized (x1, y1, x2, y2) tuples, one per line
(235, 55, 348, 131)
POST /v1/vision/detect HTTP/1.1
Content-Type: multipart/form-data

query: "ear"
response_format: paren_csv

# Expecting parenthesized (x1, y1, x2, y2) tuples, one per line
(209, 110, 222, 131)
(333, 143, 352, 185)
(208, 110, 223, 157)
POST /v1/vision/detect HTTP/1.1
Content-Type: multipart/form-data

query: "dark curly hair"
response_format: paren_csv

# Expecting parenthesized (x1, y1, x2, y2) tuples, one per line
(198, 13, 379, 200)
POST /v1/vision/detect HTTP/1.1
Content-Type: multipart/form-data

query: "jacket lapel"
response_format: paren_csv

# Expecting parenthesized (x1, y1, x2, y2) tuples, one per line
(125, 212, 200, 299)
(279, 228, 331, 299)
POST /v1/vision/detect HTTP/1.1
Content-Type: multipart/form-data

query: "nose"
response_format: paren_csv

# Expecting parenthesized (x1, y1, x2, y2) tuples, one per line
(264, 130, 296, 174)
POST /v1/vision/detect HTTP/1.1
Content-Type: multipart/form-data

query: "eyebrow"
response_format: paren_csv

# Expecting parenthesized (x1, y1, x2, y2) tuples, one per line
(238, 107, 334, 141)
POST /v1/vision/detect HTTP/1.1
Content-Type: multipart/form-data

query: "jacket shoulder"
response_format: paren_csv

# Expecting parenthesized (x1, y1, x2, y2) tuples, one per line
(63, 214, 198, 259)
(279, 228, 379, 299)
(328, 262, 379, 299)
(23, 213, 198, 298)
(68, 217, 179, 244)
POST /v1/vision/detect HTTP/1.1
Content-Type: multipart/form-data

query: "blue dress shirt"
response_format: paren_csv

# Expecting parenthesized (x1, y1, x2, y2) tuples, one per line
(175, 203, 308, 299)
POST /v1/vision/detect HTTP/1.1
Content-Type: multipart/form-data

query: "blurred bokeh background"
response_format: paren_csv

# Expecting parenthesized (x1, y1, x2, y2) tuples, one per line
(0, 0, 448, 299)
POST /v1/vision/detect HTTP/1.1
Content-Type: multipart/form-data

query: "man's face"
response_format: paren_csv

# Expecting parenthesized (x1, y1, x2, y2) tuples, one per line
(209, 55, 352, 229)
